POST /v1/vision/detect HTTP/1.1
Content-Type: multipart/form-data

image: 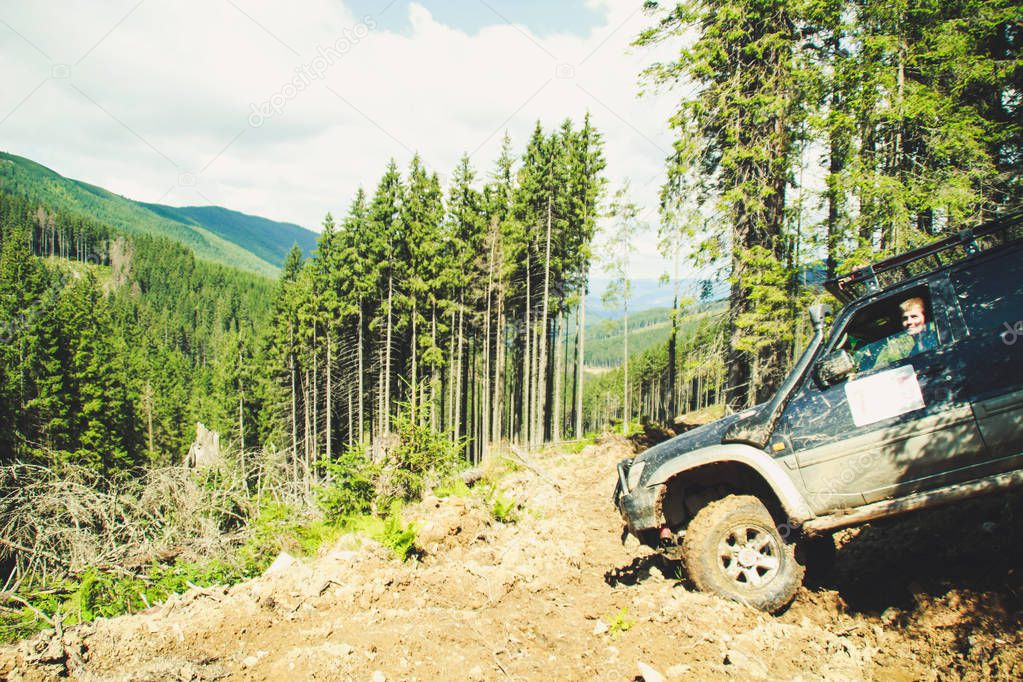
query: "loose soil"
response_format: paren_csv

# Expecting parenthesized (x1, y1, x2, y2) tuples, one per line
(3, 437, 1022, 681)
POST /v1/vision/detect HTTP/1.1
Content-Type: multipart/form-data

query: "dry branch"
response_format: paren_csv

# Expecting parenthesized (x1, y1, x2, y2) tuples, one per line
(507, 446, 563, 492)
(0, 591, 54, 627)
(0, 461, 256, 585)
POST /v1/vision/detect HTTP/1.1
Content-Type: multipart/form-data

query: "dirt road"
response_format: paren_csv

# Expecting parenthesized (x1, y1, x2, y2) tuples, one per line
(4, 437, 1022, 680)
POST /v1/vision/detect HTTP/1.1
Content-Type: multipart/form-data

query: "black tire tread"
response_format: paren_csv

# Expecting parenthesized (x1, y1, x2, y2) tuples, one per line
(682, 494, 804, 612)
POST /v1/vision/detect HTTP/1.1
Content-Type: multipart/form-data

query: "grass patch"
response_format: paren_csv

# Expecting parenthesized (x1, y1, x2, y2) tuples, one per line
(236, 503, 340, 571)
(472, 480, 521, 524)
(335, 503, 419, 561)
(607, 607, 635, 638)
(0, 558, 252, 644)
(433, 475, 472, 498)
(490, 493, 519, 523)
(558, 435, 598, 455)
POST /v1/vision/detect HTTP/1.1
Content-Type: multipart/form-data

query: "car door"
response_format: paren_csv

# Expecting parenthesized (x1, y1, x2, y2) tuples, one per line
(770, 282, 987, 514)
(949, 247, 1023, 468)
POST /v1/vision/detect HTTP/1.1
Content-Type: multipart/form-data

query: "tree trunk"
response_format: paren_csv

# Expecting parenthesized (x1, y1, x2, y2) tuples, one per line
(482, 224, 497, 459)
(667, 248, 679, 422)
(575, 283, 586, 438)
(358, 302, 364, 444)
(447, 306, 456, 432)
(622, 296, 629, 436)
(384, 272, 393, 434)
(492, 291, 505, 444)
(377, 344, 385, 449)
(238, 344, 246, 484)
(552, 312, 563, 442)
(536, 199, 554, 445)
(522, 252, 532, 446)
(290, 349, 298, 483)
(313, 327, 318, 471)
(825, 53, 849, 280)
(410, 298, 418, 423)
(326, 329, 332, 462)
(303, 369, 311, 489)
(430, 307, 437, 430)
(347, 375, 354, 450)
(455, 297, 465, 441)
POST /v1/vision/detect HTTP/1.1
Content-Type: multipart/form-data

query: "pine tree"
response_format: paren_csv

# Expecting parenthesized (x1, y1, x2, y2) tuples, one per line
(401, 155, 446, 426)
(564, 113, 606, 437)
(637, 0, 804, 408)
(603, 182, 644, 435)
(446, 155, 487, 451)
(483, 134, 517, 446)
(366, 161, 406, 441)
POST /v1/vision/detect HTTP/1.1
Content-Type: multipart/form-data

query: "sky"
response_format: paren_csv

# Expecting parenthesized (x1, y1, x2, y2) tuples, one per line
(0, 0, 702, 286)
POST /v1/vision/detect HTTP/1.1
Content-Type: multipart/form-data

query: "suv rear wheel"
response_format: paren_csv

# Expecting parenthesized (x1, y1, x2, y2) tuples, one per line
(682, 494, 804, 612)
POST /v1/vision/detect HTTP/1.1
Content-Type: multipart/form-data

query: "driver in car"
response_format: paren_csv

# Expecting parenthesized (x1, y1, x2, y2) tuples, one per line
(871, 296, 938, 368)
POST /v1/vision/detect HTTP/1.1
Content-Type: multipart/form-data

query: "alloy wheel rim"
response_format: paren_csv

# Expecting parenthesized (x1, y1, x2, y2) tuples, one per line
(717, 523, 781, 589)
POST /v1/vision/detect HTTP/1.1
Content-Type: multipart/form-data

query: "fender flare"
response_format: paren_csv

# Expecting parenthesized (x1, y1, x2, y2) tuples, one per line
(647, 442, 814, 524)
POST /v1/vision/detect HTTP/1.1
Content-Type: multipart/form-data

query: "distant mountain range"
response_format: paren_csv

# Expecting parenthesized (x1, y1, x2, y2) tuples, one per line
(586, 276, 728, 318)
(0, 152, 318, 277)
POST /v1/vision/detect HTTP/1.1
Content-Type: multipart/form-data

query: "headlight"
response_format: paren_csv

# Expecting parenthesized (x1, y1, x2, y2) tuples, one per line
(627, 460, 646, 491)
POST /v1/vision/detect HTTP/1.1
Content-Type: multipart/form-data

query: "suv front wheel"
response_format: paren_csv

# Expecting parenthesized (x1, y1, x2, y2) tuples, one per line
(682, 494, 804, 612)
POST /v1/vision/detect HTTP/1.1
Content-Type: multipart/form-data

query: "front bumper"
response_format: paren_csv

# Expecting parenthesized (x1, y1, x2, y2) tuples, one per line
(613, 458, 659, 535)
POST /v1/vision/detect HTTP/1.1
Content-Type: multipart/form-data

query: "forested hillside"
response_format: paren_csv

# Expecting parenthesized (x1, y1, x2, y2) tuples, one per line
(0, 192, 274, 469)
(584, 301, 726, 368)
(0, 153, 317, 276)
(1, 115, 609, 474)
(139, 203, 318, 269)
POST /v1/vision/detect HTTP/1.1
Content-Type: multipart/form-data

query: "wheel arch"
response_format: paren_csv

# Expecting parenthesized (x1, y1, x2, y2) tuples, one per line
(648, 444, 813, 530)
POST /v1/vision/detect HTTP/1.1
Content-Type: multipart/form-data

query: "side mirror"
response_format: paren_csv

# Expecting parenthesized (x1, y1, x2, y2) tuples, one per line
(816, 349, 856, 386)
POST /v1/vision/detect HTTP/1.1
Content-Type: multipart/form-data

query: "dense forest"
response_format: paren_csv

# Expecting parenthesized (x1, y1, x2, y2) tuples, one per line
(0, 192, 274, 471)
(0, 116, 609, 485)
(266, 117, 607, 475)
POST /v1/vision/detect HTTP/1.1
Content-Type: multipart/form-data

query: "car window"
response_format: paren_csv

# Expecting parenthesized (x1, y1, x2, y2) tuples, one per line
(950, 250, 1023, 340)
(834, 286, 941, 374)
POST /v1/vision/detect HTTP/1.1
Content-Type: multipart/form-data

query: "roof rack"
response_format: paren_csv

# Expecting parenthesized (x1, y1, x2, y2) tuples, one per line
(824, 211, 1023, 304)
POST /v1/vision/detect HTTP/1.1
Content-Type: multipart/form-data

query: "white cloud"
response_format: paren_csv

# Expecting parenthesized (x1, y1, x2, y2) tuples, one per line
(0, 0, 684, 280)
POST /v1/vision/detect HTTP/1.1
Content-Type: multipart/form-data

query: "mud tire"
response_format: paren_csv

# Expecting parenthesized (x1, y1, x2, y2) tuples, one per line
(682, 494, 804, 612)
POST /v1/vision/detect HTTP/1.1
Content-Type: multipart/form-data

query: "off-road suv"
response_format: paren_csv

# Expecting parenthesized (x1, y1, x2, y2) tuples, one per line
(613, 213, 1023, 612)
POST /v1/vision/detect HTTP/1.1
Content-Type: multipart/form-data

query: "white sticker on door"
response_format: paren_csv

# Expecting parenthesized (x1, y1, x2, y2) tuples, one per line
(844, 364, 926, 427)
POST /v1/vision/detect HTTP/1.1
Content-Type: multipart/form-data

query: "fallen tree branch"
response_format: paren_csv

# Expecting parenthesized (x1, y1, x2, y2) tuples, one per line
(0, 536, 33, 554)
(507, 446, 562, 492)
(0, 591, 54, 627)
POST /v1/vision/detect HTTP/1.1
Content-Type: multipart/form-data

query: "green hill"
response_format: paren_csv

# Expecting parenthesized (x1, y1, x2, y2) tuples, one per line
(0, 152, 317, 277)
(139, 204, 318, 269)
(584, 301, 727, 367)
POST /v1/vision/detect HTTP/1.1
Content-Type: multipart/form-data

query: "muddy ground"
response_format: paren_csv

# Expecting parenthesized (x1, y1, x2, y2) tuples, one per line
(3, 436, 1022, 681)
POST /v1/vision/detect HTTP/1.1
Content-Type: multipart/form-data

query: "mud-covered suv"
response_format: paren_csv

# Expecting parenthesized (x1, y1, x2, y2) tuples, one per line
(614, 213, 1023, 612)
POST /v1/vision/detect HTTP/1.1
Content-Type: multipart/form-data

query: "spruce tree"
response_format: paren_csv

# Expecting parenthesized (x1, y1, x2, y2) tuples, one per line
(638, 0, 804, 407)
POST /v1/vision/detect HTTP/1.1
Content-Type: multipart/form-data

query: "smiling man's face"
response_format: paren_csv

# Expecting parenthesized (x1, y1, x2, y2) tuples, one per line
(902, 304, 926, 335)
